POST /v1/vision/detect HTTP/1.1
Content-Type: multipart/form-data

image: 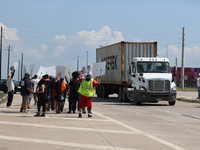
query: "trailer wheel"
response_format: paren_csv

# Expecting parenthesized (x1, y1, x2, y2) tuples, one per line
(118, 87, 122, 101)
(97, 85, 101, 97)
(168, 101, 176, 106)
(122, 87, 130, 103)
(102, 85, 109, 99)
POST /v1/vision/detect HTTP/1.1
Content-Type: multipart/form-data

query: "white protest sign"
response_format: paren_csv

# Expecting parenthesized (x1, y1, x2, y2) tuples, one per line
(56, 66, 66, 78)
(37, 66, 47, 78)
(93, 61, 106, 76)
(46, 66, 56, 77)
(65, 65, 72, 80)
(29, 64, 35, 77)
(14, 62, 18, 70)
(92, 63, 98, 77)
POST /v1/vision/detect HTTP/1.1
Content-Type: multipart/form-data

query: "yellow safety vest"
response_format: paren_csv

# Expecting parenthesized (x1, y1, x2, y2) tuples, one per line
(78, 79, 94, 97)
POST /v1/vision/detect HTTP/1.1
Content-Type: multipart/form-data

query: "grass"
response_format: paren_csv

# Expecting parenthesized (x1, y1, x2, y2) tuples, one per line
(0, 93, 6, 99)
(0, 93, 6, 104)
(177, 88, 197, 91)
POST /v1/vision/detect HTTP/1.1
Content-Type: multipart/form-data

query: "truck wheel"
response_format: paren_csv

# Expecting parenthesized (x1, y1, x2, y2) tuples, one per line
(168, 101, 176, 106)
(118, 87, 122, 101)
(99, 85, 102, 98)
(3, 90, 7, 93)
(102, 85, 109, 99)
(133, 90, 141, 105)
(122, 87, 129, 103)
(134, 99, 141, 105)
(102, 86, 105, 98)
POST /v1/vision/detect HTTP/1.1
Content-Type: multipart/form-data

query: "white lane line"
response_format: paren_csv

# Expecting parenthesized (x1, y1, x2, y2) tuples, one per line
(165, 111, 181, 115)
(93, 111, 186, 150)
(0, 113, 110, 122)
(0, 135, 141, 150)
(0, 121, 136, 135)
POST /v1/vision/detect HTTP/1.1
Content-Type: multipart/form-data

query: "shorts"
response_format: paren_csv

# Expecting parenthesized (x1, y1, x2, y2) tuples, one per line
(22, 95, 30, 103)
(79, 95, 92, 107)
(54, 95, 60, 101)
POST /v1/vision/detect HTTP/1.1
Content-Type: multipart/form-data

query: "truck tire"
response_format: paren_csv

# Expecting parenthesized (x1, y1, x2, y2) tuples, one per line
(118, 87, 122, 101)
(168, 101, 176, 106)
(102, 85, 109, 99)
(99, 85, 102, 98)
(133, 89, 141, 105)
(122, 87, 130, 103)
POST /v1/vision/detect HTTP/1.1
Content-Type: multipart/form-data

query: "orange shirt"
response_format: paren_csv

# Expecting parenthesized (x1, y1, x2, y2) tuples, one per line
(61, 82, 66, 91)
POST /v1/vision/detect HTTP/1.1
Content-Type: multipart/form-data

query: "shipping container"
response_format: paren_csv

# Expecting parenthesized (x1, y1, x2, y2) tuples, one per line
(96, 41, 157, 84)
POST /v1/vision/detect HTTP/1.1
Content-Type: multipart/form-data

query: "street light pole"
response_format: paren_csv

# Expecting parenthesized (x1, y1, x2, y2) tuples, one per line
(77, 55, 79, 71)
(86, 51, 88, 66)
(181, 27, 185, 89)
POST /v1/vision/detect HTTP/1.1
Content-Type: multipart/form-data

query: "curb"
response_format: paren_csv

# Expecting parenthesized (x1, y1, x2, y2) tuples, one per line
(176, 98, 200, 103)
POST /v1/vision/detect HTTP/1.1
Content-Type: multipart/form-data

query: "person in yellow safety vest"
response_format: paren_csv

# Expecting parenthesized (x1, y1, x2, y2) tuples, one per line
(78, 73, 101, 118)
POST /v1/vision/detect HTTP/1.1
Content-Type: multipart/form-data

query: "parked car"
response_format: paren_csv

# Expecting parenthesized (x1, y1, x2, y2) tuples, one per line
(0, 79, 21, 93)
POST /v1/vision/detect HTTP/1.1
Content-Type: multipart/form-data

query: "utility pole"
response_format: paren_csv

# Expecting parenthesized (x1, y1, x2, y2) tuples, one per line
(77, 55, 79, 71)
(175, 58, 178, 86)
(0, 27, 3, 79)
(86, 51, 88, 66)
(181, 27, 185, 89)
(6, 45, 11, 75)
(18, 60, 20, 82)
(21, 53, 23, 80)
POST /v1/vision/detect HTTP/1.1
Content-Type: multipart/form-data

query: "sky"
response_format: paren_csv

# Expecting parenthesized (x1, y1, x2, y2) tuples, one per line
(0, 0, 200, 81)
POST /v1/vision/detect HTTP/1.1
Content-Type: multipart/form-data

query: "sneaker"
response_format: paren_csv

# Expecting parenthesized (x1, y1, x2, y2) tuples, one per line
(40, 113, 45, 117)
(34, 112, 40, 117)
(27, 106, 30, 109)
(22, 110, 30, 113)
(79, 112, 82, 118)
(88, 113, 92, 117)
(67, 111, 71, 113)
(82, 110, 86, 114)
(7, 105, 13, 108)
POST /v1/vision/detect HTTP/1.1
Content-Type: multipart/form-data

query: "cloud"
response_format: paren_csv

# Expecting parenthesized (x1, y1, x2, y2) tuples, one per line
(55, 35, 67, 41)
(159, 44, 200, 67)
(0, 22, 20, 42)
(41, 44, 48, 51)
(67, 26, 125, 47)
(25, 49, 43, 59)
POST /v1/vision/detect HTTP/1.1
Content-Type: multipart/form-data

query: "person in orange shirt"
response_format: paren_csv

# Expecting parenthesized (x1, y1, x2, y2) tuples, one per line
(60, 78, 69, 112)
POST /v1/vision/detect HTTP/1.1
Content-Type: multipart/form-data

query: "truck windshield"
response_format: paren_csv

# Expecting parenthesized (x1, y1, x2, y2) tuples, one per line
(137, 62, 170, 73)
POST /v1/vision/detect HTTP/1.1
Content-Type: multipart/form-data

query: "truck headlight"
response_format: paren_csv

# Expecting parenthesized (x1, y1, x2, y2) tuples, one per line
(139, 85, 147, 91)
(171, 85, 176, 91)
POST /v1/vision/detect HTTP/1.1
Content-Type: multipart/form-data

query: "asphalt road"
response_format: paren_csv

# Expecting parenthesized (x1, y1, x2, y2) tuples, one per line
(0, 92, 199, 150)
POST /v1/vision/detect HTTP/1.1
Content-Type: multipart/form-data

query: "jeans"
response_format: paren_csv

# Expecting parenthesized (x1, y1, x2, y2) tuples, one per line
(198, 87, 200, 98)
(7, 90, 14, 107)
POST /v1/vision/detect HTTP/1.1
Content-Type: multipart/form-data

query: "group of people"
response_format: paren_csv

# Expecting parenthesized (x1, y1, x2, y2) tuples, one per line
(6, 67, 101, 118)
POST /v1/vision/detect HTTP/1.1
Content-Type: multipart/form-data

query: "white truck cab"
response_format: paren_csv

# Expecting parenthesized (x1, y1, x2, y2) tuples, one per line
(127, 57, 177, 105)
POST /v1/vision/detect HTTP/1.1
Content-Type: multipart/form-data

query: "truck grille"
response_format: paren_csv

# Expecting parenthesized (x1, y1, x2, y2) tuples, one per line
(148, 80, 170, 92)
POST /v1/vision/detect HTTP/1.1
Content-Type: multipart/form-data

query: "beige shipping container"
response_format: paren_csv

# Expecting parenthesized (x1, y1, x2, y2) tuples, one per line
(96, 41, 157, 85)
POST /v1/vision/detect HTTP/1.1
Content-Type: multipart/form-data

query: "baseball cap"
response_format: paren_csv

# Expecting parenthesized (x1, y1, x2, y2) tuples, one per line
(24, 73, 30, 78)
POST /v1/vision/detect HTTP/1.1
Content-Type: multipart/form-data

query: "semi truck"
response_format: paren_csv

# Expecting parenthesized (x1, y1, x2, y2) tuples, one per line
(96, 41, 177, 105)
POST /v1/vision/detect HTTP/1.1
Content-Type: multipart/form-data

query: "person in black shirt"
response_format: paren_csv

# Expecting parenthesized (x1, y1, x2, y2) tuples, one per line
(67, 71, 80, 113)
(34, 78, 47, 117)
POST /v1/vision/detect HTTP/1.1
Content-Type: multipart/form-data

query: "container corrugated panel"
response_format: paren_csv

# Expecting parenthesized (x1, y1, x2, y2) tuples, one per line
(96, 41, 157, 84)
